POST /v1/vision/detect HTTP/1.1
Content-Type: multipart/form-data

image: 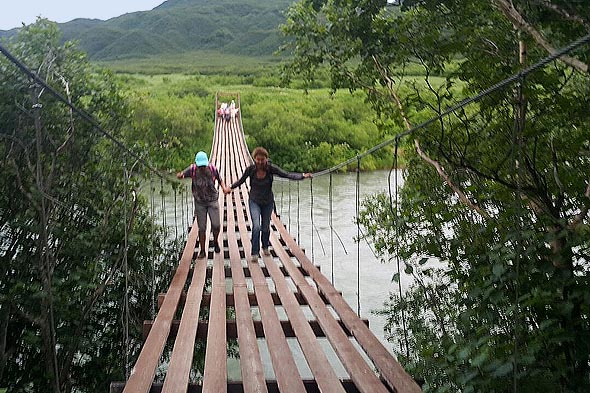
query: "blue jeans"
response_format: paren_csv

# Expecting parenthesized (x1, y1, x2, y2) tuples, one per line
(249, 199, 273, 256)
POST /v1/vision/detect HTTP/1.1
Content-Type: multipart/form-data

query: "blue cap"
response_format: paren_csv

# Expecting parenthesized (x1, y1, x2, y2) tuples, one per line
(195, 151, 208, 166)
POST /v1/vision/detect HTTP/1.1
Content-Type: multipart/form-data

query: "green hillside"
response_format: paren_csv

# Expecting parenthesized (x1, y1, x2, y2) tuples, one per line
(62, 0, 293, 60)
(1, 0, 293, 60)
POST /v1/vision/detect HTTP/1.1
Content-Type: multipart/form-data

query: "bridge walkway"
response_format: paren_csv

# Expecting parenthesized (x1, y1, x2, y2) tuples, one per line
(111, 93, 421, 393)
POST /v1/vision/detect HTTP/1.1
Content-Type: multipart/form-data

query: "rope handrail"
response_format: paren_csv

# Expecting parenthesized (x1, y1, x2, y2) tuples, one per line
(311, 33, 590, 177)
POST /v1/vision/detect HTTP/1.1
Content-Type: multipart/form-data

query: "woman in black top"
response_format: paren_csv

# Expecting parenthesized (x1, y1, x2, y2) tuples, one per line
(224, 147, 312, 262)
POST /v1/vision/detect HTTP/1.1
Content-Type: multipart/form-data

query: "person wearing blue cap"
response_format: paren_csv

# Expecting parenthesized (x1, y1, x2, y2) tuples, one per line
(223, 147, 312, 262)
(177, 151, 227, 258)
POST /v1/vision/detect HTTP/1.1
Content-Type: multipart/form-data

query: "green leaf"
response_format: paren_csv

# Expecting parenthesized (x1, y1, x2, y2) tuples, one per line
(404, 263, 413, 274)
(471, 350, 489, 367)
(492, 263, 505, 278)
(491, 362, 513, 377)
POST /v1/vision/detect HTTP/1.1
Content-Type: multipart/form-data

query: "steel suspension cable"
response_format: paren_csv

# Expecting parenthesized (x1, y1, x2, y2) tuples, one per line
(309, 33, 590, 178)
(0, 43, 167, 180)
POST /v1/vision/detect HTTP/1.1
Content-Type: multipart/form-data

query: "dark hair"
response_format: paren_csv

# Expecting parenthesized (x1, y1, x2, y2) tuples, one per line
(252, 146, 269, 160)
(197, 165, 212, 177)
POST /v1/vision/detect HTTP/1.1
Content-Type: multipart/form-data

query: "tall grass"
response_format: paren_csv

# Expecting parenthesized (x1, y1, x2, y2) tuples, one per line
(96, 50, 283, 75)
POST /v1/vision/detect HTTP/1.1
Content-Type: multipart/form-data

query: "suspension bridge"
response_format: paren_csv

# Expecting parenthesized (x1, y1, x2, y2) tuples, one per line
(109, 94, 421, 393)
(3, 30, 588, 392)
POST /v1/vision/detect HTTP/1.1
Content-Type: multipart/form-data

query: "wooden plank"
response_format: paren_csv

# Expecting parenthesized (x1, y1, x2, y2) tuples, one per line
(112, 379, 363, 393)
(232, 172, 305, 391)
(227, 114, 306, 391)
(123, 219, 200, 393)
(143, 318, 368, 340)
(204, 264, 312, 279)
(224, 122, 268, 393)
(123, 94, 419, 393)
(273, 217, 422, 393)
(238, 126, 395, 393)
(159, 289, 333, 309)
(270, 231, 391, 393)
(161, 249, 208, 392)
(262, 253, 346, 393)
(202, 251, 227, 392)
(161, 112, 225, 393)
(202, 116, 229, 392)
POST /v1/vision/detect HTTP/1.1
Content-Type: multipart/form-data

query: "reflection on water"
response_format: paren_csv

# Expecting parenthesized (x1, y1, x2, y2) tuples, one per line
(152, 170, 409, 378)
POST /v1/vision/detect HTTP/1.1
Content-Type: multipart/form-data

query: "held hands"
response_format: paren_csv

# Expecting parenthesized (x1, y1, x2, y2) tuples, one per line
(176, 172, 183, 179)
(303, 173, 313, 179)
(223, 186, 232, 194)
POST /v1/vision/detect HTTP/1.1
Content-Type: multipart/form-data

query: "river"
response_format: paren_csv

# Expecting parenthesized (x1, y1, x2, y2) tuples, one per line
(271, 170, 409, 347)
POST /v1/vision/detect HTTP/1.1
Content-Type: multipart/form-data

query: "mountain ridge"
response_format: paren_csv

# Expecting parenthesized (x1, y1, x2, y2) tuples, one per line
(1, 0, 293, 60)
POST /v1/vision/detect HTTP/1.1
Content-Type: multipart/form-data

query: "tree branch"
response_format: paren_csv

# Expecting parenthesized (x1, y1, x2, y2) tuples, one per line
(56, 74, 75, 155)
(569, 181, 590, 230)
(414, 139, 491, 219)
(493, 0, 589, 73)
(59, 192, 140, 387)
(372, 55, 413, 130)
(531, 0, 589, 28)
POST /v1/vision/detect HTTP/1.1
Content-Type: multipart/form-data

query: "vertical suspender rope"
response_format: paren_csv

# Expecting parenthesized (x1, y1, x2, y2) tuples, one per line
(190, 184, 197, 222)
(392, 139, 410, 359)
(186, 184, 191, 231)
(356, 157, 361, 317)
(297, 181, 301, 246)
(280, 180, 284, 217)
(174, 187, 178, 242)
(123, 160, 130, 380)
(288, 181, 292, 233)
(329, 173, 334, 286)
(160, 178, 167, 235)
(180, 186, 185, 243)
(184, 186, 188, 242)
(150, 179, 156, 320)
(190, 184, 193, 228)
(309, 178, 325, 264)
(310, 178, 314, 264)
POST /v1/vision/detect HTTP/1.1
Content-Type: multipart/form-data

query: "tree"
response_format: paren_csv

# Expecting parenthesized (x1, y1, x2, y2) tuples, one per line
(282, 1, 590, 391)
(0, 19, 174, 392)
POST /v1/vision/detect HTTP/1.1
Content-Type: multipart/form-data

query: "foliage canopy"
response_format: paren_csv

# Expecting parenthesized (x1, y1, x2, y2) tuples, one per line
(0, 19, 176, 392)
(282, 0, 590, 391)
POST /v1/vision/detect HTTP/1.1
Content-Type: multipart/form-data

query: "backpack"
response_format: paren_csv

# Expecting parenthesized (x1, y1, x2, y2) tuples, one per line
(192, 164, 219, 202)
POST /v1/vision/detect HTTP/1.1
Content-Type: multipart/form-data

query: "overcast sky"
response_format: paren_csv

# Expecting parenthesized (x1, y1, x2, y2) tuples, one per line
(0, 1, 165, 30)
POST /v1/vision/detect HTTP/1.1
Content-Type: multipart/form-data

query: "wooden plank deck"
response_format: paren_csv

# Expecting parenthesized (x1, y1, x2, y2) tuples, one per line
(223, 111, 268, 393)
(112, 93, 421, 393)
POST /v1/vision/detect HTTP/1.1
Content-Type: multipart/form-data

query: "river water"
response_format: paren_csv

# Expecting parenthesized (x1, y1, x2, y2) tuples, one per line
(271, 170, 408, 347)
(157, 170, 409, 378)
